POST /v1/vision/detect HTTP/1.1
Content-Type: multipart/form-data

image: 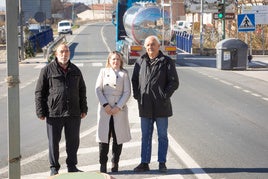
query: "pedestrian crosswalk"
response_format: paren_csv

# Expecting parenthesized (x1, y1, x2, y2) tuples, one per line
(0, 97, 190, 179)
(0, 61, 211, 179)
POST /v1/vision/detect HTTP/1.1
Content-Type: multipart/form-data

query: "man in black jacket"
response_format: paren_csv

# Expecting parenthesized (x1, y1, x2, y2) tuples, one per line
(35, 43, 88, 176)
(132, 35, 179, 173)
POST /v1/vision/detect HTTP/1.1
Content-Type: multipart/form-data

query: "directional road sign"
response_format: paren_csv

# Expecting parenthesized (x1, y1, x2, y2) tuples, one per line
(238, 14, 255, 32)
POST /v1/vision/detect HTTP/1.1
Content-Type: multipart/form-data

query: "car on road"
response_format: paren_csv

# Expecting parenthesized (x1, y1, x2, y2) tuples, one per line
(57, 20, 73, 35)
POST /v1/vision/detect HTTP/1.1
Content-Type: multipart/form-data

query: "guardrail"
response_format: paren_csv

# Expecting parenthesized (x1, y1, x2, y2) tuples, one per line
(175, 31, 193, 53)
(28, 29, 54, 53)
(43, 35, 67, 62)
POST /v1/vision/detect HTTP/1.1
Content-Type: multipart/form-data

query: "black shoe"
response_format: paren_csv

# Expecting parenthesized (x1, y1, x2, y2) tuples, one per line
(133, 163, 150, 172)
(68, 166, 83, 172)
(100, 164, 107, 173)
(50, 167, 58, 176)
(159, 162, 167, 173)
(111, 163, 118, 172)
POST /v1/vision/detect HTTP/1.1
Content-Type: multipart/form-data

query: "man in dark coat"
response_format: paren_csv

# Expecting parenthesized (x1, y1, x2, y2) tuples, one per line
(132, 35, 179, 173)
(35, 43, 88, 176)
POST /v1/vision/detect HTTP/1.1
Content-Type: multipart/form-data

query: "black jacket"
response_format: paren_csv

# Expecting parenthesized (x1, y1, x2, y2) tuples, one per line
(131, 51, 179, 118)
(35, 59, 88, 118)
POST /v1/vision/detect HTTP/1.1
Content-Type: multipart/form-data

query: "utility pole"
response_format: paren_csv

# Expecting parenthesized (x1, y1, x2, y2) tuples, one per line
(5, 0, 21, 178)
(200, 0, 204, 55)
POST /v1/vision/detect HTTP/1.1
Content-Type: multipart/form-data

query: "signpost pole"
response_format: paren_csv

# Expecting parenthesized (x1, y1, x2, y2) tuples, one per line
(200, 0, 204, 55)
(222, 0, 225, 40)
(5, 0, 21, 178)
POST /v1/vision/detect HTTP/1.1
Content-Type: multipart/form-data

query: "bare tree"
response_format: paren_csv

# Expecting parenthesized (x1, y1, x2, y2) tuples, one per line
(51, 0, 64, 14)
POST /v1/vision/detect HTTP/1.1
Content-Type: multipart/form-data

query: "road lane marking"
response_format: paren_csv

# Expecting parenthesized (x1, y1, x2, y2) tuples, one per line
(196, 70, 268, 102)
(168, 134, 212, 179)
(145, 175, 183, 179)
(101, 24, 111, 52)
(92, 63, 103, 67)
(16, 157, 159, 179)
(34, 64, 46, 69)
(0, 126, 97, 175)
(73, 63, 84, 67)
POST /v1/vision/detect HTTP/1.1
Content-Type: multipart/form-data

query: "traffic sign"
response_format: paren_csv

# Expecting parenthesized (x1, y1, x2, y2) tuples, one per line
(238, 14, 255, 32)
(213, 13, 235, 20)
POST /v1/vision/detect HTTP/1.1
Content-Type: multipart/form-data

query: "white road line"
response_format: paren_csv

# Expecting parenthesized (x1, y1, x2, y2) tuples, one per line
(219, 79, 232, 86)
(73, 63, 83, 67)
(92, 62, 103, 67)
(34, 64, 46, 69)
(101, 25, 111, 52)
(198, 71, 268, 102)
(251, 93, 261, 97)
(243, 89, 251, 93)
(17, 157, 158, 179)
(0, 126, 97, 175)
(168, 134, 212, 179)
(233, 85, 241, 89)
(145, 175, 183, 179)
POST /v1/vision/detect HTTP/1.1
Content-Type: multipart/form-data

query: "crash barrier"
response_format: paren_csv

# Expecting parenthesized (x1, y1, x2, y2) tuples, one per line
(28, 28, 53, 53)
(175, 32, 193, 53)
(43, 35, 67, 62)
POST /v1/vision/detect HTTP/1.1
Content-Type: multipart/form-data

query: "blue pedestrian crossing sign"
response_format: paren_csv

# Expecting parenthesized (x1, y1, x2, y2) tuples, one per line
(238, 14, 255, 32)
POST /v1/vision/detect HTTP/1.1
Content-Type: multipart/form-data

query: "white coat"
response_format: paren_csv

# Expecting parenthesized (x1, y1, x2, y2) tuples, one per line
(95, 68, 131, 144)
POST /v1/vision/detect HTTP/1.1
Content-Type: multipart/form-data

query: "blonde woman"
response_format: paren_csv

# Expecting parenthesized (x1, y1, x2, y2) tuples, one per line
(95, 51, 131, 173)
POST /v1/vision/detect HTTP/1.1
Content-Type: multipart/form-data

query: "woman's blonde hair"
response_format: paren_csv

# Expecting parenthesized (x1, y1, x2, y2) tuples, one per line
(105, 51, 124, 69)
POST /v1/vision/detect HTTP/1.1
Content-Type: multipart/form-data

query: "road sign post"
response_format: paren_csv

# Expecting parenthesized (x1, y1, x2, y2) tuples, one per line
(5, 0, 21, 178)
(216, 0, 226, 40)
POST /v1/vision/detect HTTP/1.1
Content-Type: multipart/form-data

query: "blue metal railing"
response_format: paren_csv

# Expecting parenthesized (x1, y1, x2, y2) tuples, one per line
(28, 29, 54, 53)
(175, 32, 193, 53)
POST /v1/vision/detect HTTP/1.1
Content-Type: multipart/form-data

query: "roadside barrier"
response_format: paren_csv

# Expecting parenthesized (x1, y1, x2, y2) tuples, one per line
(28, 29, 53, 53)
(43, 35, 67, 62)
(175, 31, 193, 53)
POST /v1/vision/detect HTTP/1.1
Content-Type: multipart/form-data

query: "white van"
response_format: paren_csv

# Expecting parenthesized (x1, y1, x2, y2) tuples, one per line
(57, 20, 73, 35)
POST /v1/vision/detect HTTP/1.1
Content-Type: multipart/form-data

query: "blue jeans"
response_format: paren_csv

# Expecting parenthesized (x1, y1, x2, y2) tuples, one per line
(140, 117, 168, 163)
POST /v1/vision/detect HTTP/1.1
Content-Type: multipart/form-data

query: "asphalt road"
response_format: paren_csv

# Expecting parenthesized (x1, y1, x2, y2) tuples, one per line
(0, 22, 268, 179)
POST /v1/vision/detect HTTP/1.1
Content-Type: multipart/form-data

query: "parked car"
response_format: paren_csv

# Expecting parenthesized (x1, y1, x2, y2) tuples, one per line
(57, 20, 73, 35)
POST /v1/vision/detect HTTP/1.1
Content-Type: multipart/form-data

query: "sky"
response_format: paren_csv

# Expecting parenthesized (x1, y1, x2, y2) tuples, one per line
(0, 0, 5, 11)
